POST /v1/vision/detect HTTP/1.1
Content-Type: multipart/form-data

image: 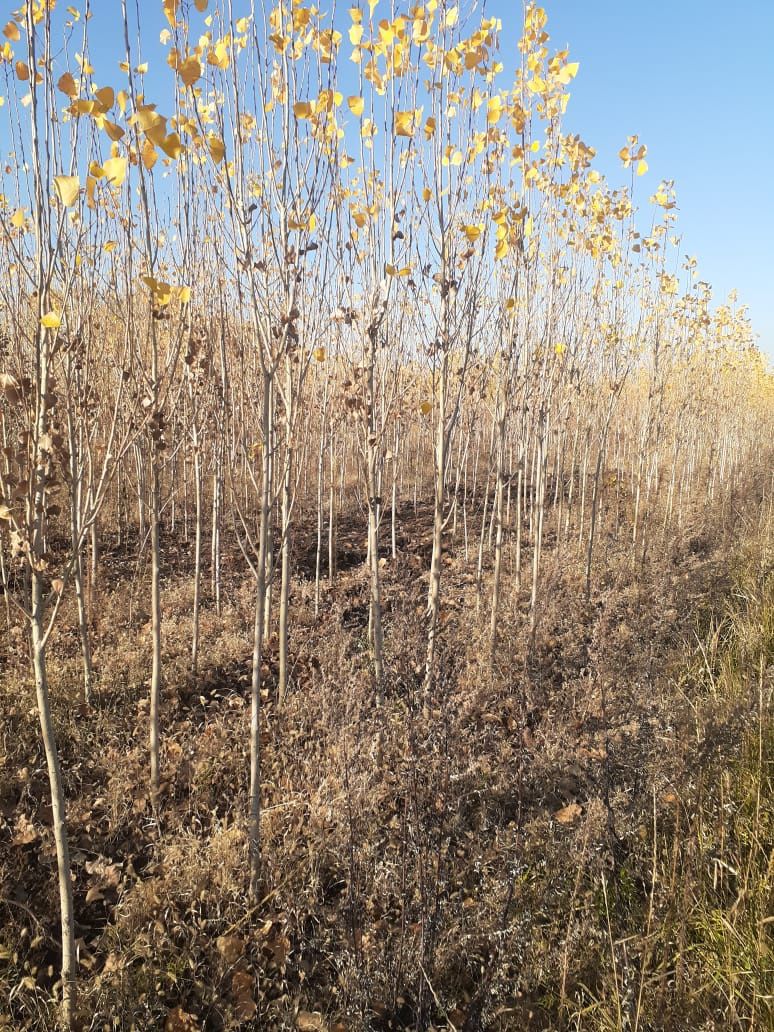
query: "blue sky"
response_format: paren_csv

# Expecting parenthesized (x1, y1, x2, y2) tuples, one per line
(76, 1, 774, 357)
(491, 0, 774, 357)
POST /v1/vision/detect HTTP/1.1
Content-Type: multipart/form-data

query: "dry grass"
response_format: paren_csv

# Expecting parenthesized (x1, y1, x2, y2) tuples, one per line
(0, 496, 771, 1030)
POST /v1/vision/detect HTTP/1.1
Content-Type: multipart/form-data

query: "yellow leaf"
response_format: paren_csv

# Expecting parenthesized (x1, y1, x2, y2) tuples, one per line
(57, 71, 78, 98)
(41, 311, 62, 329)
(444, 5, 459, 28)
(208, 40, 230, 69)
(207, 134, 225, 164)
(179, 55, 201, 87)
(347, 95, 364, 117)
(557, 61, 579, 85)
(294, 101, 312, 119)
(102, 156, 127, 186)
(94, 86, 114, 109)
(136, 106, 165, 136)
(636, 159, 648, 176)
(101, 120, 125, 142)
(554, 342, 567, 356)
(142, 140, 158, 169)
(413, 16, 430, 44)
(422, 187, 432, 202)
(163, 0, 179, 28)
(288, 212, 316, 231)
(70, 99, 99, 115)
(314, 346, 326, 362)
(394, 110, 416, 138)
(316, 89, 339, 112)
(54, 175, 80, 206)
(10, 208, 25, 228)
(486, 96, 503, 124)
(142, 275, 173, 306)
(178, 285, 191, 303)
(461, 224, 482, 243)
(419, 400, 432, 415)
(159, 132, 184, 159)
(103, 240, 117, 252)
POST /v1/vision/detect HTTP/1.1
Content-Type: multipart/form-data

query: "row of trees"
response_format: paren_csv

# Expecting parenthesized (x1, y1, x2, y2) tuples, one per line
(1, 1, 772, 1025)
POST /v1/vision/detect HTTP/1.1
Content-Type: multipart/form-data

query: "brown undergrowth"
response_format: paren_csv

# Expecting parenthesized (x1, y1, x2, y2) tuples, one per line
(0, 495, 771, 1031)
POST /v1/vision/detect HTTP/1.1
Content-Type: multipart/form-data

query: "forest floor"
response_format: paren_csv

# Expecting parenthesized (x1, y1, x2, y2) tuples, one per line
(0, 493, 771, 1031)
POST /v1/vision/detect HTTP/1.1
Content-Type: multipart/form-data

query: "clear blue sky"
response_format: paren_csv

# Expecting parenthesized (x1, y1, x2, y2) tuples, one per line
(489, 0, 774, 357)
(77, 0, 773, 356)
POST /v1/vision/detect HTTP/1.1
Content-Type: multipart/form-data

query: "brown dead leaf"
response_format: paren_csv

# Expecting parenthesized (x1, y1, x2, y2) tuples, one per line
(85, 857, 122, 887)
(164, 1007, 199, 1032)
(11, 814, 38, 846)
(102, 952, 124, 974)
(231, 970, 256, 1021)
(554, 802, 582, 824)
(266, 929, 290, 968)
(217, 934, 245, 966)
(0, 372, 21, 404)
(296, 1012, 326, 1031)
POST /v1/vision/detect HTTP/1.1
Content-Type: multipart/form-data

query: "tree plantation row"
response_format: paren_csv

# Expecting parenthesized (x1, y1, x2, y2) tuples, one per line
(0, 1, 772, 1027)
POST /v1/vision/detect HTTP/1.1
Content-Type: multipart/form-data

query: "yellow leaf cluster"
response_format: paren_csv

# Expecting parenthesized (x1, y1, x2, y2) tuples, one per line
(54, 175, 80, 206)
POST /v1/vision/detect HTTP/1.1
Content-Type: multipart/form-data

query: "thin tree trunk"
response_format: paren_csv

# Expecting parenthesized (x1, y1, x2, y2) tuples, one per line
(424, 351, 448, 706)
(31, 609, 77, 1028)
(278, 360, 294, 705)
(191, 419, 203, 681)
(489, 385, 508, 662)
(249, 371, 272, 898)
(149, 451, 162, 804)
